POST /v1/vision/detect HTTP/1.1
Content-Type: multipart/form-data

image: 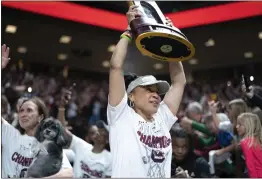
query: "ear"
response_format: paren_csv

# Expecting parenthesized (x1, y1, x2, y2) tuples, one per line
(38, 114, 44, 123)
(35, 120, 45, 142)
(128, 94, 134, 102)
(56, 121, 68, 147)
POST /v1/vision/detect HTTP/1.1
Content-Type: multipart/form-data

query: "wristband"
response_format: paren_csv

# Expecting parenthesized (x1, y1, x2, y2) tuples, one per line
(120, 30, 133, 41)
(120, 34, 132, 42)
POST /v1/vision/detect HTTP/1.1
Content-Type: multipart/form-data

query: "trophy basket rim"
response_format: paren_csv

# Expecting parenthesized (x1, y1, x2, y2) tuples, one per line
(135, 31, 195, 62)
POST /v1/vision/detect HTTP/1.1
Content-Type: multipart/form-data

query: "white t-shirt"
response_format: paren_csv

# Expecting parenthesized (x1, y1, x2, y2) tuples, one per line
(70, 135, 112, 178)
(64, 149, 76, 163)
(1, 119, 72, 178)
(107, 93, 177, 178)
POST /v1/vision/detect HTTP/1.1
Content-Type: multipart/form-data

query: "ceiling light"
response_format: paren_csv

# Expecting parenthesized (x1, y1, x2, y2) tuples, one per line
(17, 46, 27, 54)
(244, 52, 253, 58)
(188, 58, 198, 65)
(57, 53, 68, 60)
(102, 60, 110, 68)
(6, 25, 17, 34)
(59, 35, 72, 44)
(204, 38, 215, 47)
(153, 63, 163, 70)
(259, 32, 262, 39)
(27, 87, 32, 93)
(107, 45, 116, 52)
(250, 76, 254, 81)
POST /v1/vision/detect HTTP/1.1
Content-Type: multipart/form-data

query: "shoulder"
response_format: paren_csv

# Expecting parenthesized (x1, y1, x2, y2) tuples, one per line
(103, 149, 112, 158)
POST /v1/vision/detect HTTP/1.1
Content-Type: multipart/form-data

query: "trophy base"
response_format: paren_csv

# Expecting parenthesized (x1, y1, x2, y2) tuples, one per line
(131, 19, 195, 62)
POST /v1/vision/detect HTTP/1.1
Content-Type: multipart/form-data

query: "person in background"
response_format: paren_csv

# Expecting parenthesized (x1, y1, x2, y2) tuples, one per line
(227, 99, 249, 177)
(84, 124, 99, 145)
(227, 99, 248, 134)
(170, 124, 211, 178)
(180, 116, 219, 160)
(185, 102, 203, 123)
(184, 102, 219, 158)
(1, 44, 73, 178)
(236, 113, 262, 178)
(203, 113, 235, 176)
(252, 107, 262, 124)
(58, 87, 112, 178)
(2, 97, 73, 178)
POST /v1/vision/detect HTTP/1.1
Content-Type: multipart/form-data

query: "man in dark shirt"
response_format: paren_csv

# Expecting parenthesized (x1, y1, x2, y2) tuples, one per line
(171, 124, 211, 178)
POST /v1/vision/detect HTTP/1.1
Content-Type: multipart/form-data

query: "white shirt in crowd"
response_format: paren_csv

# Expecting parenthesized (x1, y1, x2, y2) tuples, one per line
(69, 135, 112, 178)
(1, 119, 72, 178)
(107, 93, 177, 178)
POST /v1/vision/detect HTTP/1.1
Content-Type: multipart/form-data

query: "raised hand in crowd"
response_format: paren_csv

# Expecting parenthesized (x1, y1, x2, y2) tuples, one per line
(2, 44, 10, 69)
(59, 83, 76, 107)
(58, 83, 76, 130)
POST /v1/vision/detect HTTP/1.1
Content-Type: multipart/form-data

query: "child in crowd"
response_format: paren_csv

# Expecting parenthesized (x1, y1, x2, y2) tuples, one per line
(170, 124, 211, 178)
(236, 113, 262, 178)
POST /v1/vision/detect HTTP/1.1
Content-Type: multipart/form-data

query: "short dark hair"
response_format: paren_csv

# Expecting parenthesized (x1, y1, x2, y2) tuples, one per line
(170, 124, 193, 151)
(16, 96, 48, 134)
(124, 72, 139, 90)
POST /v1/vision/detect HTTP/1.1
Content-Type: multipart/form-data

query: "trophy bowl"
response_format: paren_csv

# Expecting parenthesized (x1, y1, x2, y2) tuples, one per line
(128, 1, 195, 62)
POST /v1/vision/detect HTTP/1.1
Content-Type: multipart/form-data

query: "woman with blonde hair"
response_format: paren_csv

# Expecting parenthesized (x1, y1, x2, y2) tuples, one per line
(236, 113, 262, 177)
(227, 99, 248, 133)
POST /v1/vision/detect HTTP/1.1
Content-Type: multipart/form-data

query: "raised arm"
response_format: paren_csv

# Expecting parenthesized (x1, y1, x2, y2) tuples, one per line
(163, 62, 186, 116)
(108, 37, 129, 106)
(2, 44, 10, 69)
(108, 5, 141, 107)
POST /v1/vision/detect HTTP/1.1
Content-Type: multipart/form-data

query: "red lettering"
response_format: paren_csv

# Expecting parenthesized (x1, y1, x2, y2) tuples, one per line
(140, 134, 146, 143)
(163, 136, 167, 148)
(159, 136, 164, 148)
(81, 161, 103, 177)
(12, 152, 18, 161)
(152, 135, 157, 148)
(137, 131, 141, 136)
(11, 152, 33, 166)
(145, 135, 152, 147)
(167, 138, 171, 147)
(15, 154, 21, 163)
(137, 131, 171, 149)
(18, 156, 25, 165)
(24, 158, 29, 167)
(29, 158, 33, 166)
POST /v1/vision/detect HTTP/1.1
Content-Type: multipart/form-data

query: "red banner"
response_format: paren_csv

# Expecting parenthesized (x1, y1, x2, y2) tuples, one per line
(2, 1, 262, 31)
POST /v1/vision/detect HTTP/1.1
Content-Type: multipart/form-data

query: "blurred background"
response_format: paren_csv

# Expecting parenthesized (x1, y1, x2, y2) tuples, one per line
(1, 1, 262, 137)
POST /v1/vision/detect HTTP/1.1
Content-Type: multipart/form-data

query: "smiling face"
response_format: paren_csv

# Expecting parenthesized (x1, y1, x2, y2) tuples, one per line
(18, 101, 43, 132)
(129, 84, 161, 116)
(93, 128, 109, 145)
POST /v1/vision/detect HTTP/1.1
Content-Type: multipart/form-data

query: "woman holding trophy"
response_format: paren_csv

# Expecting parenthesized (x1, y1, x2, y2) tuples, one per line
(107, 4, 188, 177)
